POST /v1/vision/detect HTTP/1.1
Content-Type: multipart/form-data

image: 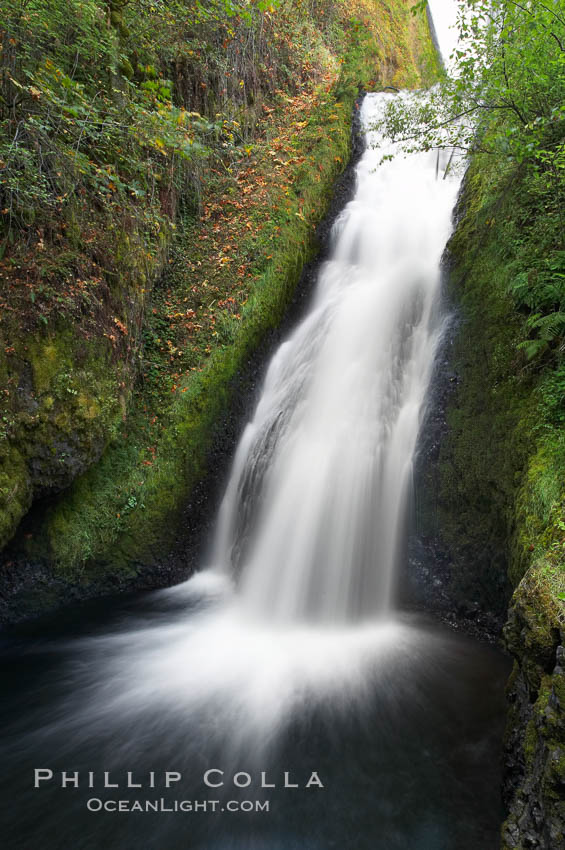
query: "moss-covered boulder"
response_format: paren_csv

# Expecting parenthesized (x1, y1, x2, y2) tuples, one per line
(502, 568, 565, 850)
(0, 330, 130, 549)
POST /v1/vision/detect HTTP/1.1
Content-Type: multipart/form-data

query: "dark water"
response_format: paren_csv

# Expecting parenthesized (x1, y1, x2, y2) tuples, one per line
(0, 580, 510, 850)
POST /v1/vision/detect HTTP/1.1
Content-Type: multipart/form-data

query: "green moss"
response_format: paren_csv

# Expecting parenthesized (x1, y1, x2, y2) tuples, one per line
(30, 340, 68, 394)
(0, 324, 131, 549)
(0, 446, 32, 548)
(519, 672, 565, 805)
(523, 716, 538, 768)
(511, 433, 565, 593)
(505, 568, 561, 691)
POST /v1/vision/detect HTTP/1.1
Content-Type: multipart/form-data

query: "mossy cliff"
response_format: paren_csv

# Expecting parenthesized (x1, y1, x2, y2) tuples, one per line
(0, 0, 439, 618)
(0, 232, 165, 554)
(431, 153, 565, 848)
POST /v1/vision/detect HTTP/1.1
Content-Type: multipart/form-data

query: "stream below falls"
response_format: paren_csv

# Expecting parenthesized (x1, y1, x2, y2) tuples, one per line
(1, 584, 510, 850)
(0, 2, 512, 848)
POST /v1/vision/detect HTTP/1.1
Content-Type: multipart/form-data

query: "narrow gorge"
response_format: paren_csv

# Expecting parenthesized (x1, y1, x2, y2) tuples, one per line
(0, 1, 563, 848)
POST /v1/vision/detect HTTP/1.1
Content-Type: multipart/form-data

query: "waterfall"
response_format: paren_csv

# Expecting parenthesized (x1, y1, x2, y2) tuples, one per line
(212, 93, 461, 623)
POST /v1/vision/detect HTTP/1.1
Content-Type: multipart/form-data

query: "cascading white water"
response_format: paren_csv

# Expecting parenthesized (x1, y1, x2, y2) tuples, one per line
(213, 94, 461, 623)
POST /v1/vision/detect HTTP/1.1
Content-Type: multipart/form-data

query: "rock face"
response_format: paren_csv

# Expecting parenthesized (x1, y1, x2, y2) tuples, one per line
(502, 571, 565, 850)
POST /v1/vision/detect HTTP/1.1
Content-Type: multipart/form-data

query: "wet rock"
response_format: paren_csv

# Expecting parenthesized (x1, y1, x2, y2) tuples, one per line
(501, 574, 565, 849)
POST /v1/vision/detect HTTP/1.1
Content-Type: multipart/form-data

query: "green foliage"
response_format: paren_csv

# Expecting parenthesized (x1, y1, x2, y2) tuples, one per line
(539, 364, 565, 427)
(384, 0, 565, 159)
(0, 0, 217, 238)
(378, 0, 565, 365)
